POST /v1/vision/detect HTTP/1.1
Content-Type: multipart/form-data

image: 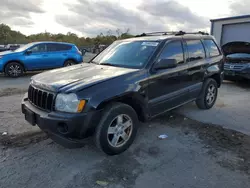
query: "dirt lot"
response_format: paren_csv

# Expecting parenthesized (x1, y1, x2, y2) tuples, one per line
(0, 114, 250, 188)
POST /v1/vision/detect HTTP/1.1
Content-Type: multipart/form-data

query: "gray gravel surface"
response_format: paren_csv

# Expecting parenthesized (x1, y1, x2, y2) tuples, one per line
(177, 80, 250, 135)
(0, 114, 250, 188)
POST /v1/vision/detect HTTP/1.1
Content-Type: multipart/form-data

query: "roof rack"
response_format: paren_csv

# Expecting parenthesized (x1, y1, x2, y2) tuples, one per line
(135, 31, 209, 37)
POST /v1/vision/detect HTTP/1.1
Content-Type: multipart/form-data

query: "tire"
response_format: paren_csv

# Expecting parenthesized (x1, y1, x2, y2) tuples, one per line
(64, 60, 76, 67)
(5, 62, 24, 77)
(196, 78, 218, 109)
(95, 102, 139, 155)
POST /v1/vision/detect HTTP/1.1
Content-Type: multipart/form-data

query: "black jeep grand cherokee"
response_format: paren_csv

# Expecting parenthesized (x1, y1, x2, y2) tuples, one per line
(22, 31, 224, 155)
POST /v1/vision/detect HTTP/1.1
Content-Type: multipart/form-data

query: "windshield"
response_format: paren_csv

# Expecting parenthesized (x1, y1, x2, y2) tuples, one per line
(14, 43, 36, 52)
(226, 53, 250, 59)
(92, 40, 159, 68)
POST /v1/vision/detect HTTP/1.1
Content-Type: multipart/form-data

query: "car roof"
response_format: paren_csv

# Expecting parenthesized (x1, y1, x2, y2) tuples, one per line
(30, 41, 74, 46)
(119, 33, 215, 42)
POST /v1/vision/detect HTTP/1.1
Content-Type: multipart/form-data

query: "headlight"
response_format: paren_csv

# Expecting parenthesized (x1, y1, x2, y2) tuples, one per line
(55, 93, 86, 113)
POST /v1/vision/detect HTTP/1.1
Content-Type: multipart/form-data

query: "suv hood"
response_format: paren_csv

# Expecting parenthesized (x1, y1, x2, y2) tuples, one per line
(0, 50, 18, 56)
(222, 42, 250, 56)
(31, 63, 138, 92)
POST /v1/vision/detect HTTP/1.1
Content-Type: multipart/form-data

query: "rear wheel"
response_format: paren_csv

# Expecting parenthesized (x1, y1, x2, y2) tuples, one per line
(196, 78, 218, 109)
(5, 62, 24, 77)
(95, 102, 138, 155)
(64, 60, 76, 67)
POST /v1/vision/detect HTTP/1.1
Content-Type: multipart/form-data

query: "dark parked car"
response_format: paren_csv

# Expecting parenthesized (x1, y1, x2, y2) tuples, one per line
(0, 46, 9, 52)
(222, 42, 250, 80)
(22, 31, 224, 155)
(0, 41, 83, 77)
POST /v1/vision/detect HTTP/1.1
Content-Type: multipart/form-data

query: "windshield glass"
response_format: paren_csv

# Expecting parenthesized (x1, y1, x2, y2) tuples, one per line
(226, 53, 250, 58)
(92, 40, 159, 68)
(14, 43, 36, 52)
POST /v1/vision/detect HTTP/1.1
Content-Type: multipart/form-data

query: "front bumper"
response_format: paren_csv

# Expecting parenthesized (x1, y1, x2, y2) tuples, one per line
(224, 63, 250, 80)
(21, 93, 102, 148)
(224, 70, 250, 80)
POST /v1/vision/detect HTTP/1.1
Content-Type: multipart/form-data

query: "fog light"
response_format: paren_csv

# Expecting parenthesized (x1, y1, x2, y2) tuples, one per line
(57, 123, 69, 134)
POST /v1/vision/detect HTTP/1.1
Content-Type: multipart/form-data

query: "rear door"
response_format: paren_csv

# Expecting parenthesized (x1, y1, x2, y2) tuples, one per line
(184, 39, 207, 99)
(46, 43, 72, 67)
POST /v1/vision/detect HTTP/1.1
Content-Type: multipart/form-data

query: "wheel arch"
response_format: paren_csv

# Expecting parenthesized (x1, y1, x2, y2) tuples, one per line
(64, 58, 77, 65)
(209, 73, 221, 87)
(205, 64, 222, 88)
(4, 60, 26, 72)
(96, 92, 149, 122)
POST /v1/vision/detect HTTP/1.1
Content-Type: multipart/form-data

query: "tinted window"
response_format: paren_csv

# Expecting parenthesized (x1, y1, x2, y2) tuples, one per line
(158, 41, 184, 64)
(47, 44, 72, 52)
(30, 44, 47, 53)
(186, 40, 205, 62)
(203, 40, 220, 57)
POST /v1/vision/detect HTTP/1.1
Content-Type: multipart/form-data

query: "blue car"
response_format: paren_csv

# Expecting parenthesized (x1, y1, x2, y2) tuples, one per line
(0, 42, 83, 77)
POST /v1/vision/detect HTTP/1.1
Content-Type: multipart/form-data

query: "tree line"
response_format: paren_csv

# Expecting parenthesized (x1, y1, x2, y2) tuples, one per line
(0, 24, 134, 47)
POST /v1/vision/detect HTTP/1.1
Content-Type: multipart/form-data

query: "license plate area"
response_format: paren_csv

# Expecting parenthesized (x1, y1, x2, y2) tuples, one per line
(25, 108, 36, 126)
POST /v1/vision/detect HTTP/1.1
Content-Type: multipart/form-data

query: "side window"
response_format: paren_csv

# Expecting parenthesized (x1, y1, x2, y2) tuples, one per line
(30, 44, 47, 53)
(203, 39, 220, 57)
(47, 44, 58, 52)
(59, 44, 72, 51)
(47, 44, 72, 52)
(186, 40, 205, 62)
(158, 40, 184, 64)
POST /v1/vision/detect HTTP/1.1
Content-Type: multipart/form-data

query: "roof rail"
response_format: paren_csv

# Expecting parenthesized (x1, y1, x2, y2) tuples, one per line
(136, 31, 209, 37)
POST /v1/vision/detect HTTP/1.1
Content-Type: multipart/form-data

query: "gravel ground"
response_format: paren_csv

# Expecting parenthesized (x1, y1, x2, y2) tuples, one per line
(0, 114, 250, 188)
(0, 93, 40, 135)
(177, 80, 250, 135)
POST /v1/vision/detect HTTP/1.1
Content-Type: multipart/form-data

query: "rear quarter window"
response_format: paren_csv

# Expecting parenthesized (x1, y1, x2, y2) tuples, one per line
(203, 39, 220, 57)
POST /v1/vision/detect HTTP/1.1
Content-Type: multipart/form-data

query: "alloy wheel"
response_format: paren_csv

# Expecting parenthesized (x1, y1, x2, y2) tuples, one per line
(206, 84, 216, 105)
(8, 64, 22, 77)
(107, 114, 133, 148)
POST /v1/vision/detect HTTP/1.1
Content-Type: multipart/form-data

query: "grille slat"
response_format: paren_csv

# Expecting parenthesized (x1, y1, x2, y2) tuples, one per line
(224, 64, 246, 71)
(28, 85, 54, 111)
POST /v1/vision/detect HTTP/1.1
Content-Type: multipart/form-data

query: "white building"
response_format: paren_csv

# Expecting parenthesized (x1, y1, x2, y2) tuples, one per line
(210, 15, 250, 46)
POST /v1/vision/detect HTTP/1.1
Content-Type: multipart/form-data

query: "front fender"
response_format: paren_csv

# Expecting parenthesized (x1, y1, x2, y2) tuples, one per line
(89, 83, 145, 109)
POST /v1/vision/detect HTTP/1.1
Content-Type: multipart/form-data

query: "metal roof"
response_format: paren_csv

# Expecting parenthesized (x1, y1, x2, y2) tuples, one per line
(210, 15, 250, 22)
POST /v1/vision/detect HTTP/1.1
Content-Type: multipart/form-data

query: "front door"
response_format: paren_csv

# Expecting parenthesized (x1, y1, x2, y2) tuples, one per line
(148, 40, 191, 117)
(24, 44, 50, 70)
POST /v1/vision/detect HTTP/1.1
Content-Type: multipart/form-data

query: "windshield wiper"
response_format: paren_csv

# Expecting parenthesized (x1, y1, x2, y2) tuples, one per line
(89, 60, 99, 64)
(100, 63, 117, 67)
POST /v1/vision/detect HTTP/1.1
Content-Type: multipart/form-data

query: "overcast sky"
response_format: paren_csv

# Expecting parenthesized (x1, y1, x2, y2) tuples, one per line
(0, 0, 248, 37)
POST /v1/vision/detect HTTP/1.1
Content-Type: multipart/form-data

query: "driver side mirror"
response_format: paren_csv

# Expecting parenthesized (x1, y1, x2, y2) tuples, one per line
(154, 59, 178, 70)
(25, 50, 32, 55)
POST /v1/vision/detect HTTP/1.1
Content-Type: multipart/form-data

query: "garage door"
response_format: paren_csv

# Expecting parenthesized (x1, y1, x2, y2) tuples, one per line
(222, 22, 250, 45)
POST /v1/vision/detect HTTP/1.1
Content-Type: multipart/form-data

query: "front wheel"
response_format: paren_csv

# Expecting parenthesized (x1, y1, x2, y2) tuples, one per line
(196, 78, 218, 109)
(5, 62, 24, 77)
(95, 102, 138, 155)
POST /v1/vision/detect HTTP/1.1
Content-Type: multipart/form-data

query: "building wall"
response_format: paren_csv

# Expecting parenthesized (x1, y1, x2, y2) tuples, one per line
(211, 17, 250, 46)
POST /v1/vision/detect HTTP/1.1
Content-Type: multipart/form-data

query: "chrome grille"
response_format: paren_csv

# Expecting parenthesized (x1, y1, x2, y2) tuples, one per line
(224, 64, 246, 71)
(28, 85, 54, 111)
